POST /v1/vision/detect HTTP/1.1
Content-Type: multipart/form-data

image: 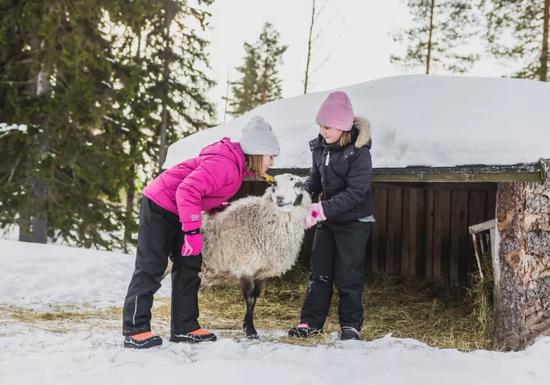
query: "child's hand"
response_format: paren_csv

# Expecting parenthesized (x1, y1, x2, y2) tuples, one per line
(304, 202, 326, 229)
(304, 214, 318, 229)
(181, 233, 203, 256)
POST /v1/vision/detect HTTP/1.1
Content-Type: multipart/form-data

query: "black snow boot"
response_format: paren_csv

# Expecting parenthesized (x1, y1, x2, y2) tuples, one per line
(170, 328, 217, 343)
(288, 323, 322, 338)
(124, 331, 163, 349)
(340, 326, 361, 341)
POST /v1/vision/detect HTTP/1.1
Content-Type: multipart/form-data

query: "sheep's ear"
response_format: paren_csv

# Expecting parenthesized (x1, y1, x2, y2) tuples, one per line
(294, 181, 305, 189)
(264, 186, 273, 197)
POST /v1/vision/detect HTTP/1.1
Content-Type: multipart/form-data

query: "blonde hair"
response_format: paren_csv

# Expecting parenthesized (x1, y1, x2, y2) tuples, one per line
(245, 154, 267, 178)
(338, 131, 352, 147)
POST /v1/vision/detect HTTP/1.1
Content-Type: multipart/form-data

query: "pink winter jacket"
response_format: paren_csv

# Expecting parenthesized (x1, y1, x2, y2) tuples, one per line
(143, 138, 252, 231)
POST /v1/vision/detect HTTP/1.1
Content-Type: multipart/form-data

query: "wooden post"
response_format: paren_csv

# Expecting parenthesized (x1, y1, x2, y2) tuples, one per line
(495, 159, 550, 350)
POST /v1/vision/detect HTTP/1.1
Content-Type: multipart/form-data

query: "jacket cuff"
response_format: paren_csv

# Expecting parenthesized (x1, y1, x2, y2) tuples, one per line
(320, 201, 329, 220)
(182, 219, 201, 232)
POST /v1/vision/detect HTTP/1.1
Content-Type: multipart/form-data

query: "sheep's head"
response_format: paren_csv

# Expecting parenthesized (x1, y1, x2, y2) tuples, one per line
(265, 174, 308, 212)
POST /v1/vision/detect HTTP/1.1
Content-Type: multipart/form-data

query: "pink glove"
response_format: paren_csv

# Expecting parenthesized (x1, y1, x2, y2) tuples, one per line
(181, 233, 203, 256)
(304, 202, 327, 229)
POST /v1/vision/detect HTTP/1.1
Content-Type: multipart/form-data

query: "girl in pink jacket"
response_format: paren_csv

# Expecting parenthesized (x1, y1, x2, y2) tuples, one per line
(123, 116, 280, 349)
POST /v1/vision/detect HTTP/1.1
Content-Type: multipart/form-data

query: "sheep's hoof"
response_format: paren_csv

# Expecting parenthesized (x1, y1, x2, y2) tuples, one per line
(244, 326, 259, 339)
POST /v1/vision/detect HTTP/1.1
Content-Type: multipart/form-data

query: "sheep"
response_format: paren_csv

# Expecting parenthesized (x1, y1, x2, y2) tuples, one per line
(164, 173, 310, 339)
(200, 173, 311, 339)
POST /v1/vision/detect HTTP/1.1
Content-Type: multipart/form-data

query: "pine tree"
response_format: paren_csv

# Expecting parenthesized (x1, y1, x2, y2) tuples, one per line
(391, 0, 479, 74)
(0, 0, 129, 247)
(104, 0, 161, 249)
(105, 0, 216, 248)
(0, 0, 216, 249)
(145, 0, 216, 172)
(229, 23, 288, 117)
(482, 0, 549, 81)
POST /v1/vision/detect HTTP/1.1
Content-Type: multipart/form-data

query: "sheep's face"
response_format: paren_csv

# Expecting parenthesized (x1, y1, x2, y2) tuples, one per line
(267, 174, 307, 212)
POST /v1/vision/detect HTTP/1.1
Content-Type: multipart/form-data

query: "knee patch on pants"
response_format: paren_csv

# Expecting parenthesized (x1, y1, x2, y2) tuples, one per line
(309, 274, 332, 284)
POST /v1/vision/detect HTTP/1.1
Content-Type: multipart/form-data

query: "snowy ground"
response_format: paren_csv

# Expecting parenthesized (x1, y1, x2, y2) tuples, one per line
(1, 239, 549, 385)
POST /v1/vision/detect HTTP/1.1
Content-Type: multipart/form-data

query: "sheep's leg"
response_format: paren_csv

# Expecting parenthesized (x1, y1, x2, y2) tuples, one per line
(240, 277, 259, 339)
(251, 279, 266, 334)
(253, 279, 266, 301)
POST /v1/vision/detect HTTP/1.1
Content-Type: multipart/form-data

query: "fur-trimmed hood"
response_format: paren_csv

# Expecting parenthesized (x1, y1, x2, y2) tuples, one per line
(353, 116, 371, 149)
(310, 115, 372, 151)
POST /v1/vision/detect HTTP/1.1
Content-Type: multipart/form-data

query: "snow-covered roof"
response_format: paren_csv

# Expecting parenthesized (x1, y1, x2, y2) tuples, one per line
(164, 75, 550, 169)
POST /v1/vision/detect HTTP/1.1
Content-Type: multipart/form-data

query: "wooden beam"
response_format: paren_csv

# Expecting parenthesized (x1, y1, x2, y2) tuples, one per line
(371, 171, 541, 183)
(267, 162, 544, 183)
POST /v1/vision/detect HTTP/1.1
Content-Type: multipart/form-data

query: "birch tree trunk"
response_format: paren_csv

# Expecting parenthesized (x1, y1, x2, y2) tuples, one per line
(303, 0, 316, 94)
(425, 0, 436, 75)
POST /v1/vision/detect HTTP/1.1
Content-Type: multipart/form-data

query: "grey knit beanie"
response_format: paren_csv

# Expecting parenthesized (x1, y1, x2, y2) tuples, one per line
(239, 116, 280, 156)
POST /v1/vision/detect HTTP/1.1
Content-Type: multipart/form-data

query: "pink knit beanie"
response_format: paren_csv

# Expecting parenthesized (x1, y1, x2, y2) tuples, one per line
(315, 91, 354, 131)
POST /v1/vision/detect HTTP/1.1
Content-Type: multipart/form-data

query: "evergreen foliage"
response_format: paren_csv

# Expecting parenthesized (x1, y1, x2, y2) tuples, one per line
(392, 0, 479, 74)
(0, 0, 215, 250)
(228, 22, 288, 117)
(482, 0, 549, 81)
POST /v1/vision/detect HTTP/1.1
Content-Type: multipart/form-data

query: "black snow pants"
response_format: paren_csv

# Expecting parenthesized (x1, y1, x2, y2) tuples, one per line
(122, 197, 202, 336)
(300, 221, 372, 331)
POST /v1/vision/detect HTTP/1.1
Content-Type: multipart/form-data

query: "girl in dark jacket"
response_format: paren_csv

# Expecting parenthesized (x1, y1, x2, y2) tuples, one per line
(289, 91, 374, 341)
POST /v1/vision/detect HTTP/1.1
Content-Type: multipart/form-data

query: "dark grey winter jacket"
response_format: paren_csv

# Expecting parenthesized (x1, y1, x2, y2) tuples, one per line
(305, 117, 373, 224)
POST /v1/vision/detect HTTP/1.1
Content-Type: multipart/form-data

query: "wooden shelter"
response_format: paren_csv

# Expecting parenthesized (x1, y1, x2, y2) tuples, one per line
(235, 159, 550, 350)
(166, 75, 550, 350)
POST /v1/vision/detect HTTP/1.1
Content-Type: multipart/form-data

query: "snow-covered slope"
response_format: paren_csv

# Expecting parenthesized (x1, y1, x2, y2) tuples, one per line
(0, 239, 169, 308)
(165, 75, 550, 169)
